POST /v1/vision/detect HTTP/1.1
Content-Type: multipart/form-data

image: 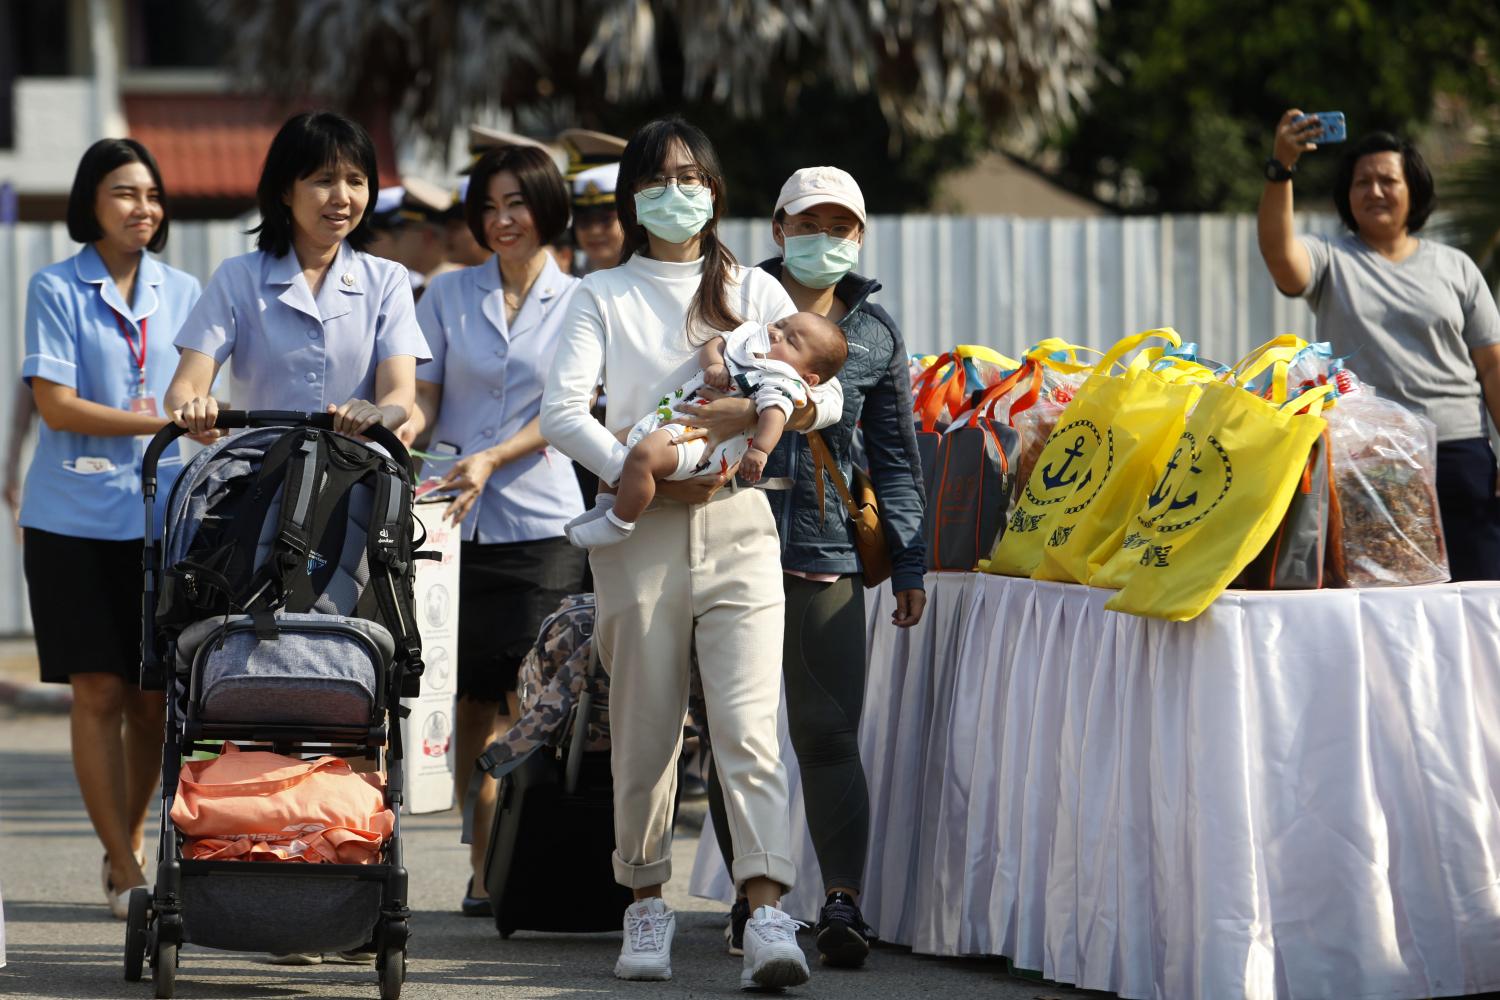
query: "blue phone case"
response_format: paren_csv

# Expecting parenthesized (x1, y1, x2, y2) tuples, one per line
(1295, 112, 1346, 144)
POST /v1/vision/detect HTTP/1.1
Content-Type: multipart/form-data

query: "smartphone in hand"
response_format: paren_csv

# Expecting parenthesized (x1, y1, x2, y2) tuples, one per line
(1293, 111, 1346, 144)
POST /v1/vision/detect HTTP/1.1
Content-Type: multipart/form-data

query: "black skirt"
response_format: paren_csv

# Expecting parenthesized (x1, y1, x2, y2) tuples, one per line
(24, 527, 145, 685)
(457, 536, 587, 702)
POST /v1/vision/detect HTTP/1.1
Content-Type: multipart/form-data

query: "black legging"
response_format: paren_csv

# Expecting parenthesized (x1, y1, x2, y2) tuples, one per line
(707, 573, 870, 894)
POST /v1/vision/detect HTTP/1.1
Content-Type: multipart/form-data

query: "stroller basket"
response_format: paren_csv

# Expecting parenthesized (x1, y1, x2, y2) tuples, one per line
(179, 860, 385, 954)
(179, 614, 393, 728)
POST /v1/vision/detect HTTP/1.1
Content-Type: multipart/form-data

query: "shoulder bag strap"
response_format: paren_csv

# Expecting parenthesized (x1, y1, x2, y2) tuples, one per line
(808, 430, 861, 526)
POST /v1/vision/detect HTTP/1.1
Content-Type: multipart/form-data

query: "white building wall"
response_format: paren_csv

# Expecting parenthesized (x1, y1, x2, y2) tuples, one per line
(0, 78, 100, 194)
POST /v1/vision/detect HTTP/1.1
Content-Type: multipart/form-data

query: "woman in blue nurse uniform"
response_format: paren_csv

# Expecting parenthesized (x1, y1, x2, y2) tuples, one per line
(401, 143, 587, 916)
(20, 138, 202, 918)
(165, 110, 430, 436)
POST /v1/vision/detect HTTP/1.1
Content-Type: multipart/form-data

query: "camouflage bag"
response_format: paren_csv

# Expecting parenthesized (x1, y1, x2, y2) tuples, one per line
(470, 592, 707, 830)
(481, 593, 609, 779)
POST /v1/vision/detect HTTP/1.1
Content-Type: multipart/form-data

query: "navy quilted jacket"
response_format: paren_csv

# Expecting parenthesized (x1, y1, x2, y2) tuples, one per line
(757, 259, 927, 594)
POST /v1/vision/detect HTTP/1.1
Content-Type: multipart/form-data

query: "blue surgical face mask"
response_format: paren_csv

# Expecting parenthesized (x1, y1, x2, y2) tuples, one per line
(633, 185, 714, 244)
(781, 232, 861, 289)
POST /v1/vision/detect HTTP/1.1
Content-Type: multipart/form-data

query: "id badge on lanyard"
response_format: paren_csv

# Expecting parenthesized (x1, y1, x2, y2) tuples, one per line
(114, 312, 159, 416)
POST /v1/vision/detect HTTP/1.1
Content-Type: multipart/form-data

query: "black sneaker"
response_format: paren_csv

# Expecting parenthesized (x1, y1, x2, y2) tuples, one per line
(724, 896, 751, 956)
(815, 892, 872, 968)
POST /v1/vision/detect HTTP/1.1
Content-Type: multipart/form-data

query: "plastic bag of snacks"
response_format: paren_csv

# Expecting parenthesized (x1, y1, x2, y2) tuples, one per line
(1323, 368, 1448, 586)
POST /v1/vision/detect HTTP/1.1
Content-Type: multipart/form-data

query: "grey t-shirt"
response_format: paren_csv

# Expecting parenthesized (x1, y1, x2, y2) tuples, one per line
(1297, 233, 1500, 441)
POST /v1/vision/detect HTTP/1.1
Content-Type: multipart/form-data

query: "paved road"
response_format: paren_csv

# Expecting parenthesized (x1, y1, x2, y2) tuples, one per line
(0, 709, 1088, 1000)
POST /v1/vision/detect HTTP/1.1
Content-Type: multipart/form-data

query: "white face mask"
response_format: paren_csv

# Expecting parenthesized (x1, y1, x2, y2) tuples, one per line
(781, 232, 861, 289)
(633, 185, 714, 244)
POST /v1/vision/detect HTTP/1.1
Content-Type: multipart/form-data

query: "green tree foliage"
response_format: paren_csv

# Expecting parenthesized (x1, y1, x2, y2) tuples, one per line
(1438, 138, 1500, 289)
(1047, 0, 1500, 213)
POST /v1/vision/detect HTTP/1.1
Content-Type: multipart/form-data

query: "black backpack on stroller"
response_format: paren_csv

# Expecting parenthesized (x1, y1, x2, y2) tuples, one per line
(127, 411, 425, 1000)
(148, 418, 424, 696)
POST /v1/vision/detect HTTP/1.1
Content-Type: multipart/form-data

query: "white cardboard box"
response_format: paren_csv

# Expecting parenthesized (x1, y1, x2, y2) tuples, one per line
(399, 500, 460, 813)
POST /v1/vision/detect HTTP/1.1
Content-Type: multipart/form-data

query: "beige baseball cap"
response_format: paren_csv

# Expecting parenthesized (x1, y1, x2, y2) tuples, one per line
(774, 166, 866, 224)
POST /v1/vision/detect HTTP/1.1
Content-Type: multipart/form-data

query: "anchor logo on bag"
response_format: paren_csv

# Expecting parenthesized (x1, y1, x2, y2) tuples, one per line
(1041, 435, 1089, 491)
(1022, 420, 1103, 506)
(1135, 431, 1233, 536)
(1147, 445, 1193, 510)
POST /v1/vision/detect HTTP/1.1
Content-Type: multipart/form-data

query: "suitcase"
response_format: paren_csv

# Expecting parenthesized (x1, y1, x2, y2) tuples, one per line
(481, 639, 633, 937)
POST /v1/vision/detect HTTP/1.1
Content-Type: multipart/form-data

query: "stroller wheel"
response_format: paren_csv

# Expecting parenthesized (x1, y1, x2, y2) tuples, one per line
(152, 941, 177, 999)
(378, 944, 406, 1000)
(123, 888, 149, 981)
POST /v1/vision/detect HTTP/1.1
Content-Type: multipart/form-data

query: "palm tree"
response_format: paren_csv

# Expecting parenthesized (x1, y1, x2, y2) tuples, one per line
(204, 0, 1101, 145)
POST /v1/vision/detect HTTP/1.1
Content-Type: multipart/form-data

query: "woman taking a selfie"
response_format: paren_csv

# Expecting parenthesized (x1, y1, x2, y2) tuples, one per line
(1258, 110, 1500, 580)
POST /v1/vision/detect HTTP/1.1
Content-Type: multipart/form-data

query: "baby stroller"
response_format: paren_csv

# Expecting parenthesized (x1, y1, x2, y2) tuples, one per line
(124, 411, 425, 1000)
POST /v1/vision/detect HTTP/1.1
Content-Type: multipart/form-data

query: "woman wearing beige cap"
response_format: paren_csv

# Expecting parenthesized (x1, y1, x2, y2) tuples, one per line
(701, 165, 929, 969)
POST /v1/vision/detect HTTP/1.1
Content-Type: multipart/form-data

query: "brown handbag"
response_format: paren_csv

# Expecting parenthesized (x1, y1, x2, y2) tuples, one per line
(807, 431, 892, 588)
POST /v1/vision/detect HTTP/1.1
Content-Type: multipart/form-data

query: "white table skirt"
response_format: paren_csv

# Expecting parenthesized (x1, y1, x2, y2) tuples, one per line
(690, 573, 1500, 1000)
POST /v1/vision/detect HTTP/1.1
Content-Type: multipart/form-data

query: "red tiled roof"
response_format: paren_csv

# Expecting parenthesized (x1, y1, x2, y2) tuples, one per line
(124, 94, 284, 199)
(124, 94, 401, 200)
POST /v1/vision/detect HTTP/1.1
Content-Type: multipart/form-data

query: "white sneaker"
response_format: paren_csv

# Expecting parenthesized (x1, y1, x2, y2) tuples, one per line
(741, 905, 810, 990)
(615, 897, 675, 981)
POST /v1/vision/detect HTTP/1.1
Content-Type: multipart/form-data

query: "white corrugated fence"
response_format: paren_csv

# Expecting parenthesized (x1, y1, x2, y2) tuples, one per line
(0, 213, 1341, 635)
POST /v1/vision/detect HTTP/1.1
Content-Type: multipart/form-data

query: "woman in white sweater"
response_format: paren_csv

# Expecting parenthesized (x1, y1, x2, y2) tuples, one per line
(541, 117, 842, 990)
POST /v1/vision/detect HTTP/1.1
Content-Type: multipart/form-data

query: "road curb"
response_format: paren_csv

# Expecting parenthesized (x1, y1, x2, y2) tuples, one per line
(0, 678, 72, 714)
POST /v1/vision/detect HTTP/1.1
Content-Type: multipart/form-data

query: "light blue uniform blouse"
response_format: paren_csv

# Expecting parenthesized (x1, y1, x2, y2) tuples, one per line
(417, 254, 585, 543)
(174, 242, 431, 411)
(20, 245, 201, 540)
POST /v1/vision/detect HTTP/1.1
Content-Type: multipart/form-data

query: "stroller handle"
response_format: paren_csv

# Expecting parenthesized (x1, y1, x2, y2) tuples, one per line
(139, 410, 414, 691)
(142, 410, 413, 495)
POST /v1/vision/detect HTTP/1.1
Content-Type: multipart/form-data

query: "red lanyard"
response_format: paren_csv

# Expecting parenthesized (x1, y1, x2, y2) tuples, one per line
(112, 311, 147, 374)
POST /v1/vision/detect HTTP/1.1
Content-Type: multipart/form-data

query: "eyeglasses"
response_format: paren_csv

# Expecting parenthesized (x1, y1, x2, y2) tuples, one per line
(782, 219, 860, 240)
(637, 168, 708, 199)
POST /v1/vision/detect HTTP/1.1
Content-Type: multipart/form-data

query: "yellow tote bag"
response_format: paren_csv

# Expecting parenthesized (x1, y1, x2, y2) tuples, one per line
(983, 328, 1181, 577)
(1032, 360, 1211, 585)
(1103, 383, 1335, 621)
(1088, 335, 1310, 591)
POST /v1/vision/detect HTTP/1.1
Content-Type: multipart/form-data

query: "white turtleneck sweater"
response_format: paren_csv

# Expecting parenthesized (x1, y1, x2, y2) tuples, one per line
(541, 253, 842, 486)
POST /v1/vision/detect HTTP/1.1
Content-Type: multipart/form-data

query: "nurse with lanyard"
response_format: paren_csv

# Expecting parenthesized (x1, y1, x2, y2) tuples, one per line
(166, 110, 429, 439)
(20, 138, 203, 918)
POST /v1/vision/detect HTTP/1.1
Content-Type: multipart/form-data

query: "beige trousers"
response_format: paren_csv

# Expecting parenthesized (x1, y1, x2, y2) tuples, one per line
(590, 484, 796, 891)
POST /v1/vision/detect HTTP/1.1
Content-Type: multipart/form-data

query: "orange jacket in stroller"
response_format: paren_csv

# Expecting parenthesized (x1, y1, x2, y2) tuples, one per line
(170, 744, 395, 864)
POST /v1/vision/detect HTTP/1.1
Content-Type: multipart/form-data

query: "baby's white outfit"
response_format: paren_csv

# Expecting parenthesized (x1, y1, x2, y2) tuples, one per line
(622, 321, 810, 481)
